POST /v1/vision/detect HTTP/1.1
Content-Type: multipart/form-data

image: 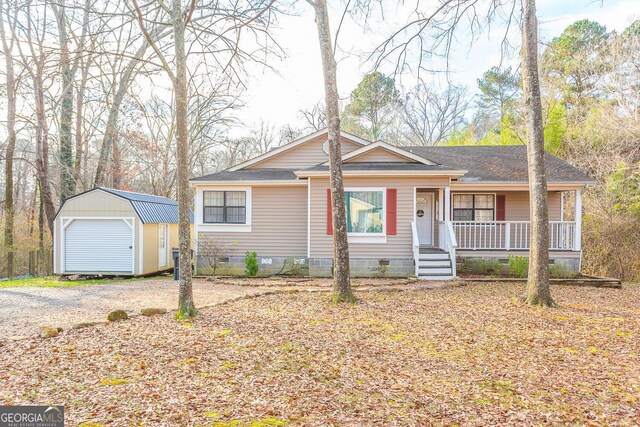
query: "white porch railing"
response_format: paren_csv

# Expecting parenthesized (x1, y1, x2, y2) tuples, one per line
(411, 221, 420, 276)
(438, 221, 458, 277)
(452, 221, 576, 251)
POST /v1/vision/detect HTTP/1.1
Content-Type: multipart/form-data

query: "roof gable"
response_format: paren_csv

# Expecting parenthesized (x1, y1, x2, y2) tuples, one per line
(337, 141, 437, 165)
(227, 128, 369, 171)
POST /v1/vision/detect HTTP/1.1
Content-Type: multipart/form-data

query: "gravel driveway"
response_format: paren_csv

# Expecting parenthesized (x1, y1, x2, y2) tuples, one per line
(0, 279, 264, 338)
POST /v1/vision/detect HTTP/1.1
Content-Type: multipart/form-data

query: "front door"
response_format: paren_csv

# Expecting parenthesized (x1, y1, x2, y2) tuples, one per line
(416, 193, 433, 246)
(158, 224, 168, 267)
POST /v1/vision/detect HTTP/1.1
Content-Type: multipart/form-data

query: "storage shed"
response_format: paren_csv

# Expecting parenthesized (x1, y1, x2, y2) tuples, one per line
(53, 187, 187, 276)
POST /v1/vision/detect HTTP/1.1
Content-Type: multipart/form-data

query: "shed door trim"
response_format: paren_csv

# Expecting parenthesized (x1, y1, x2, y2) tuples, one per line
(61, 217, 136, 274)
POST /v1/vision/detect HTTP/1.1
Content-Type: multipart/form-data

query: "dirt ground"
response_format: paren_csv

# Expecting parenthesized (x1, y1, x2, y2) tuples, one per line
(0, 282, 637, 425)
(0, 279, 268, 338)
(0, 277, 415, 338)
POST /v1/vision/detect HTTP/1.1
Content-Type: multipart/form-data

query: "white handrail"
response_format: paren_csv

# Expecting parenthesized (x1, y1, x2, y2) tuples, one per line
(444, 221, 457, 277)
(411, 221, 419, 276)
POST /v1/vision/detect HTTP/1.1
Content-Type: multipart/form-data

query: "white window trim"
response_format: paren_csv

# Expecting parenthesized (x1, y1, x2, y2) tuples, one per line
(195, 186, 252, 232)
(344, 187, 386, 238)
(451, 192, 497, 222)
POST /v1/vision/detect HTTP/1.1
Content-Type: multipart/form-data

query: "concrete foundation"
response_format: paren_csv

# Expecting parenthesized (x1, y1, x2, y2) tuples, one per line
(308, 258, 414, 278)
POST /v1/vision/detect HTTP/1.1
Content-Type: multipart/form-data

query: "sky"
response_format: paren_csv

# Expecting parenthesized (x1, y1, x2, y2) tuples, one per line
(233, 0, 639, 136)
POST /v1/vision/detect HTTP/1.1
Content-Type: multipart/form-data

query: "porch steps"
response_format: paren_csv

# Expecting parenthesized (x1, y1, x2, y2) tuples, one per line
(416, 247, 454, 280)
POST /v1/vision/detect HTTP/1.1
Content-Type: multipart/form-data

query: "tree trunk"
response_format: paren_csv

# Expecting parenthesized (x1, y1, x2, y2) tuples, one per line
(173, 0, 196, 317)
(74, 55, 90, 191)
(38, 182, 46, 276)
(94, 40, 149, 187)
(1, 1, 16, 278)
(33, 72, 57, 237)
(521, 0, 555, 307)
(54, 2, 76, 201)
(111, 136, 122, 188)
(311, 0, 355, 303)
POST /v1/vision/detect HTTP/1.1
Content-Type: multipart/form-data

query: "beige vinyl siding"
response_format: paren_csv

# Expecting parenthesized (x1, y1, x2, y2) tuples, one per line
(310, 177, 450, 259)
(246, 135, 362, 169)
(505, 191, 562, 221)
(451, 191, 561, 221)
(54, 190, 142, 274)
(198, 186, 307, 257)
(346, 148, 418, 163)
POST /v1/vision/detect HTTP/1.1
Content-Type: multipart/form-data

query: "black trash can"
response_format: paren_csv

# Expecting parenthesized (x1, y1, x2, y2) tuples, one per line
(172, 248, 180, 280)
(172, 248, 194, 280)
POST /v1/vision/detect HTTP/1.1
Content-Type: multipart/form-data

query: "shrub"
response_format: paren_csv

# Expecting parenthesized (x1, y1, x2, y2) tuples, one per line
(549, 264, 580, 279)
(279, 258, 308, 276)
(460, 258, 503, 276)
(509, 255, 529, 278)
(196, 238, 235, 275)
(244, 251, 259, 277)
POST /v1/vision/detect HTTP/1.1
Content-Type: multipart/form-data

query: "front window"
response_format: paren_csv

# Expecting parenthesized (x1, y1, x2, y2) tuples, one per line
(452, 194, 495, 221)
(345, 190, 384, 234)
(203, 191, 246, 224)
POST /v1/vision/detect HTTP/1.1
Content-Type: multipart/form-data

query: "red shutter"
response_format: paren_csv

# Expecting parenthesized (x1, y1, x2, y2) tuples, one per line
(386, 188, 397, 235)
(496, 194, 506, 221)
(326, 189, 333, 235)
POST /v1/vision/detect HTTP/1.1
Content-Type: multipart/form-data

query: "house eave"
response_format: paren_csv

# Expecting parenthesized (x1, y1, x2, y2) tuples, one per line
(295, 170, 468, 178)
(190, 179, 308, 187)
(451, 181, 594, 191)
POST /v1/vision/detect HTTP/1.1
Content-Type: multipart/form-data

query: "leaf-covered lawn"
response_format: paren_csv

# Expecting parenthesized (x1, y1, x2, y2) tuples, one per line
(0, 276, 155, 289)
(0, 282, 638, 426)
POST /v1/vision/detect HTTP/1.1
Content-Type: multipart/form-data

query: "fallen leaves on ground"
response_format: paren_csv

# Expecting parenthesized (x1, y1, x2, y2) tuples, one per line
(0, 282, 639, 426)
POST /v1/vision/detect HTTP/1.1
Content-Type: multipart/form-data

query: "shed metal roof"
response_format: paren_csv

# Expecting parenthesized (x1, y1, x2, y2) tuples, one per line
(98, 187, 192, 224)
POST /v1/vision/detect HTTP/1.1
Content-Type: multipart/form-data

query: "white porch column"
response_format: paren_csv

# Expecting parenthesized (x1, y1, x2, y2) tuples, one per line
(574, 189, 582, 251)
(444, 186, 451, 222)
(438, 189, 444, 221)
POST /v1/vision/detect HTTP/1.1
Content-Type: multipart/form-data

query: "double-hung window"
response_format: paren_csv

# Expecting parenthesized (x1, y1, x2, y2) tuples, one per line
(452, 194, 495, 221)
(344, 190, 384, 234)
(203, 191, 246, 224)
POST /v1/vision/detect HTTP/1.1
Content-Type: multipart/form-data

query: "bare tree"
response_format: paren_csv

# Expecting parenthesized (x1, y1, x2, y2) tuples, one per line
(130, 0, 278, 317)
(299, 101, 327, 131)
(307, 0, 355, 303)
(520, 0, 555, 307)
(16, 0, 57, 235)
(0, 0, 18, 277)
(402, 83, 469, 145)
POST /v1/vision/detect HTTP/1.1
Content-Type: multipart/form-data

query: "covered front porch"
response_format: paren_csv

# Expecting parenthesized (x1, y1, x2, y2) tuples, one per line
(410, 186, 584, 279)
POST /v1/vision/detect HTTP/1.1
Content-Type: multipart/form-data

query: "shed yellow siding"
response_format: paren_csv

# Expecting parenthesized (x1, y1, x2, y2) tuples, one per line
(141, 223, 180, 275)
(197, 186, 307, 257)
(246, 135, 362, 169)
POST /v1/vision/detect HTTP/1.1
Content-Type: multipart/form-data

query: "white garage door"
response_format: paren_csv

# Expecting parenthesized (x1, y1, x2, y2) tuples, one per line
(64, 219, 133, 273)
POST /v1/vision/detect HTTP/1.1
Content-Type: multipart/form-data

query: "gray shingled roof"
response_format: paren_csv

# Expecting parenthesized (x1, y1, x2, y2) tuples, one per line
(189, 169, 299, 182)
(189, 145, 593, 183)
(301, 162, 462, 172)
(99, 187, 193, 224)
(407, 145, 594, 182)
